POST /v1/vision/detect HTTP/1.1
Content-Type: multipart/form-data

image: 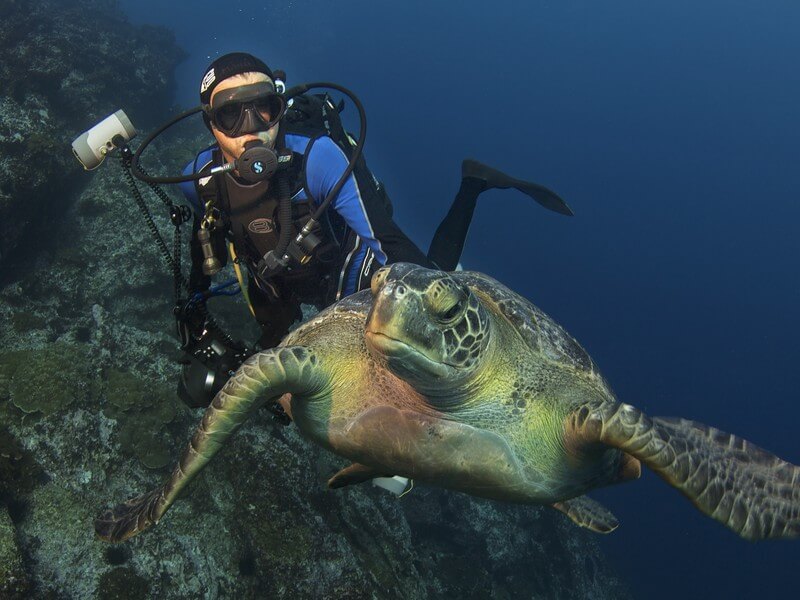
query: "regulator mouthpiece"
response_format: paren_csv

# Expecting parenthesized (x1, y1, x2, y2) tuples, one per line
(235, 140, 279, 183)
(71, 110, 137, 170)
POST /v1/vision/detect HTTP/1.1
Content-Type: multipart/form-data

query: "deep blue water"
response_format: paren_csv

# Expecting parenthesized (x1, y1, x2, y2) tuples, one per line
(120, 1, 800, 597)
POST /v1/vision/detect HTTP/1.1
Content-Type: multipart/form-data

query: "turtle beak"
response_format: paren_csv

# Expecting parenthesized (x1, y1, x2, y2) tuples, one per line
(365, 330, 453, 380)
(366, 280, 455, 379)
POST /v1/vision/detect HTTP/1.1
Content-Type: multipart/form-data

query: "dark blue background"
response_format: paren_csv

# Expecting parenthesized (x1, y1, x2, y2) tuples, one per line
(121, 1, 800, 597)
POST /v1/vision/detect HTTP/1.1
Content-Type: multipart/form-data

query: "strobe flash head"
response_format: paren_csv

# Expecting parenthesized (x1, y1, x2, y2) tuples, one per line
(71, 109, 137, 170)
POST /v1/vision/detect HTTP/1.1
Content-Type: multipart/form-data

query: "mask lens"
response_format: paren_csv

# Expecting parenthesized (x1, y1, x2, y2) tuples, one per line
(253, 98, 274, 122)
(215, 103, 242, 132)
(210, 85, 286, 136)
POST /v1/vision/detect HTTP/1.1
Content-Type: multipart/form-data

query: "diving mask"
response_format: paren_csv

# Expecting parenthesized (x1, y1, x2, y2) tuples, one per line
(204, 81, 286, 137)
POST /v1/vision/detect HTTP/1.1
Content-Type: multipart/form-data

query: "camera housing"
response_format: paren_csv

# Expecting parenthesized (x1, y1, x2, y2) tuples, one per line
(71, 109, 136, 170)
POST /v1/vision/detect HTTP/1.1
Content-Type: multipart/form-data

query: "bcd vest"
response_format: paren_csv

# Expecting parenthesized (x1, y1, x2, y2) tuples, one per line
(189, 93, 386, 306)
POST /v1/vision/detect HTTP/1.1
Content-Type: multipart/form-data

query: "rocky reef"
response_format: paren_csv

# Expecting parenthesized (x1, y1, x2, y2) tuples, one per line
(0, 1, 630, 598)
(0, 0, 184, 274)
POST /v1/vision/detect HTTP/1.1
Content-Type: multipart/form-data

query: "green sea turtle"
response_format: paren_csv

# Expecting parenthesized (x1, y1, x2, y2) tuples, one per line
(96, 263, 800, 543)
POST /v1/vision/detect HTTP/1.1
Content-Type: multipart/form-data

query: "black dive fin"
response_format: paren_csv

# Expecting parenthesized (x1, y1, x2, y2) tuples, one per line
(462, 159, 574, 216)
(511, 179, 574, 216)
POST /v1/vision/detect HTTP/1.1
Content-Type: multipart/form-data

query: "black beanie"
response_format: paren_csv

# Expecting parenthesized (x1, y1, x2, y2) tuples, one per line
(199, 52, 274, 105)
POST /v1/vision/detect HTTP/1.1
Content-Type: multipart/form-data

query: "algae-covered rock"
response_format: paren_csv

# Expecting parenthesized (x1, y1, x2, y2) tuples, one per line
(97, 566, 151, 600)
(0, 0, 185, 271)
(1, 342, 94, 416)
(0, 358, 11, 401)
(0, 506, 30, 599)
(102, 368, 183, 469)
(9, 311, 47, 334)
(0, 426, 44, 500)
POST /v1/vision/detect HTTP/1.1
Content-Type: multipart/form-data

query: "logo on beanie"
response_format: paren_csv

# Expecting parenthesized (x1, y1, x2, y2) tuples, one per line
(200, 68, 216, 94)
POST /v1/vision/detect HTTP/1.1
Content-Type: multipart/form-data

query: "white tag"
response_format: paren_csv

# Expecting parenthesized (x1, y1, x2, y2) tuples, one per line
(372, 476, 411, 496)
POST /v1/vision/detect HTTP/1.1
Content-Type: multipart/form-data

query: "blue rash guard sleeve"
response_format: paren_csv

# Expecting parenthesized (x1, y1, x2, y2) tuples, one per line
(179, 147, 215, 214)
(304, 136, 389, 295)
(303, 136, 435, 295)
(305, 137, 388, 262)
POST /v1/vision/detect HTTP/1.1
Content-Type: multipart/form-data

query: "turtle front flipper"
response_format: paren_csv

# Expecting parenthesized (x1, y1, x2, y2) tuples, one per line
(551, 496, 619, 534)
(94, 488, 165, 543)
(95, 346, 326, 543)
(568, 402, 800, 540)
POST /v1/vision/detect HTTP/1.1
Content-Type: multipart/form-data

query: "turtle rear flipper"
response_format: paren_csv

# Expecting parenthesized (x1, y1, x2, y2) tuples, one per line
(328, 463, 391, 489)
(551, 496, 619, 533)
(569, 402, 800, 541)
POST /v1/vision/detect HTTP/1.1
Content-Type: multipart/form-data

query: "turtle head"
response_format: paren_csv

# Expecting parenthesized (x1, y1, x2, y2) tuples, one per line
(365, 263, 492, 390)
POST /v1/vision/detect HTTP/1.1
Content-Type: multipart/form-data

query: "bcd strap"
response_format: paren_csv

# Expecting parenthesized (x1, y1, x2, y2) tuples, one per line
(228, 242, 255, 317)
(285, 94, 351, 154)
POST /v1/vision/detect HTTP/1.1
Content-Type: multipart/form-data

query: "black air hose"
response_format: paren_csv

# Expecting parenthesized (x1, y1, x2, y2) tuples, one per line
(272, 169, 294, 257)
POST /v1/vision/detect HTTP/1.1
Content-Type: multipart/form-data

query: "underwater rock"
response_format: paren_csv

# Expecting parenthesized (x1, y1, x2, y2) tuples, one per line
(0, 0, 185, 273)
(97, 566, 151, 600)
(102, 368, 184, 470)
(1, 342, 94, 416)
(0, 507, 30, 599)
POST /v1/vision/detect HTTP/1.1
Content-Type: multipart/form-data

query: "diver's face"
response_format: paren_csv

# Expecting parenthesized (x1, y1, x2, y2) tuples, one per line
(209, 72, 278, 165)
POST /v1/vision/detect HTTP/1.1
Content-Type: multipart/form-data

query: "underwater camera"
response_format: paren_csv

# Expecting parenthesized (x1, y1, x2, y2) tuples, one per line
(71, 109, 137, 170)
(69, 108, 255, 411)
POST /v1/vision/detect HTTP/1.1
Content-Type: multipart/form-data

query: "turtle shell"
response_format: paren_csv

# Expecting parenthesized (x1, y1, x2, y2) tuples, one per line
(455, 271, 603, 379)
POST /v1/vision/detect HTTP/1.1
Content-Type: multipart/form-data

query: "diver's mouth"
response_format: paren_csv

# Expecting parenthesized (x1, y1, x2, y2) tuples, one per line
(365, 331, 454, 379)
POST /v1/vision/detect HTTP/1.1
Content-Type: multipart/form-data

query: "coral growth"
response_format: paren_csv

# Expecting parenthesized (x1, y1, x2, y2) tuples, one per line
(102, 368, 182, 469)
(1, 343, 93, 416)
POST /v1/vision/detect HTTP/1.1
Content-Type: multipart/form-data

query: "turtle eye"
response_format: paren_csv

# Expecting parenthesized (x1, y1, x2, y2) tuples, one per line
(426, 277, 468, 324)
(437, 295, 465, 324)
(441, 302, 462, 321)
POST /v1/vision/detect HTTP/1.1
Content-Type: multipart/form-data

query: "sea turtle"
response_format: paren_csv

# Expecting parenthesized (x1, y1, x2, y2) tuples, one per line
(96, 263, 800, 543)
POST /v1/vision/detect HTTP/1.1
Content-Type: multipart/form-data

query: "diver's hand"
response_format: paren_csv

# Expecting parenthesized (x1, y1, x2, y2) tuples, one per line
(256, 250, 289, 281)
(252, 257, 283, 303)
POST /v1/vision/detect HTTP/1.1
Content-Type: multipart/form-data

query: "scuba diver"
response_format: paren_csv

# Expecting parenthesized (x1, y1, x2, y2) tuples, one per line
(72, 52, 572, 411)
(176, 52, 572, 408)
